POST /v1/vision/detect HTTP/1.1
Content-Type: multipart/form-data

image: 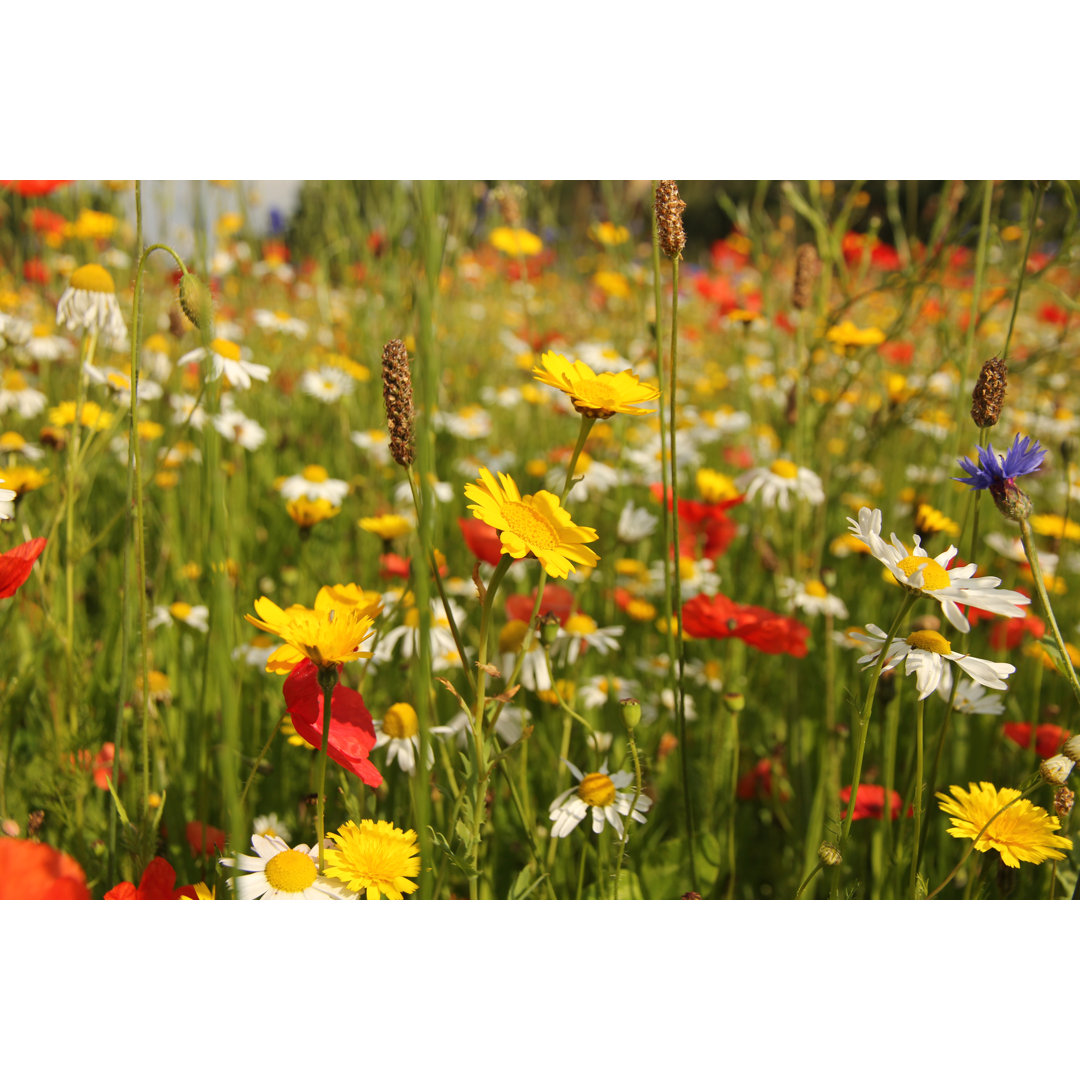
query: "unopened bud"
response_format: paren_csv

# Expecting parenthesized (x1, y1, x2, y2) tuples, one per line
(818, 842, 842, 867)
(538, 613, 561, 648)
(1040, 754, 1075, 786)
(1062, 734, 1080, 763)
(990, 479, 1033, 521)
(620, 697, 642, 731)
(178, 273, 213, 330)
(680, 891, 702, 899)
(723, 691, 745, 713)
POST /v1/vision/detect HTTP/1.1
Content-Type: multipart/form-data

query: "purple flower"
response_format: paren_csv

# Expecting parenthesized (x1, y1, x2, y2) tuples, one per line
(955, 434, 1046, 490)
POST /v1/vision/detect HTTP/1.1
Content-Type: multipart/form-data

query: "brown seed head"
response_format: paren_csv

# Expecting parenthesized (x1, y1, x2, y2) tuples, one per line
(1053, 785, 1074, 819)
(491, 183, 525, 228)
(654, 180, 686, 259)
(792, 243, 821, 310)
(971, 356, 1007, 428)
(27, 809, 44, 838)
(381, 339, 416, 468)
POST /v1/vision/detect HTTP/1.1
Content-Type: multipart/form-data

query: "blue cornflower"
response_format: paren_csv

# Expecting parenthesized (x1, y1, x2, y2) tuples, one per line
(955, 434, 1046, 490)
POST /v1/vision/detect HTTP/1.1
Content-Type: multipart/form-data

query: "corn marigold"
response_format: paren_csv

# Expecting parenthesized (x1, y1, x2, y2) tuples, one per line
(532, 350, 660, 419)
(322, 819, 421, 899)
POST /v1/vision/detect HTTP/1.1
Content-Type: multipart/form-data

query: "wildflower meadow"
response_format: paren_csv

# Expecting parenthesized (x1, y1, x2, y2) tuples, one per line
(3, 178, 1080, 904)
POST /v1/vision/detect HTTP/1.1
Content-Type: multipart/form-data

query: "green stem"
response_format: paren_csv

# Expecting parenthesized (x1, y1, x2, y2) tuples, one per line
(315, 664, 339, 872)
(611, 727, 643, 900)
(1001, 183, 1045, 364)
(909, 696, 925, 898)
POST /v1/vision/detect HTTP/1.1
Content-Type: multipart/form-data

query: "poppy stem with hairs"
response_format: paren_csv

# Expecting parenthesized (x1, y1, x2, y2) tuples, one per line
(315, 663, 340, 872)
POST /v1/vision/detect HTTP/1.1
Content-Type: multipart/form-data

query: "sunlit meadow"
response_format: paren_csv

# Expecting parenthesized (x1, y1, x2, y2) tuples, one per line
(1, 178, 1078, 900)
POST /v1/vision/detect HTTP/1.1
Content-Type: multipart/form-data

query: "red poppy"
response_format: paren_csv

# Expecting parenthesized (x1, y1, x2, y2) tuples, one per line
(839, 784, 906, 821)
(105, 856, 192, 900)
(29, 207, 67, 234)
(651, 485, 743, 561)
(1003, 722, 1070, 758)
(22, 258, 50, 285)
(1037, 303, 1069, 326)
(283, 659, 383, 787)
(1, 180, 71, 198)
(459, 517, 504, 567)
(506, 584, 575, 626)
(774, 311, 795, 335)
(379, 552, 411, 579)
(709, 235, 751, 272)
(693, 273, 740, 314)
(988, 613, 1045, 651)
(737, 757, 790, 801)
(682, 593, 810, 658)
(0, 537, 46, 600)
(0, 836, 90, 899)
(70, 741, 125, 790)
(879, 341, 914, 366)
(186, 821, 227, 858)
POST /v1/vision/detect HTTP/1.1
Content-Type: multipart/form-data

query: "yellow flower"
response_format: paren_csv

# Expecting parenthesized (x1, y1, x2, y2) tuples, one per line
(0, 465, 49, 495)
(696, 467, 739, 503)
(287, 496, 340, 529)
(936, 782, 1073, 868)
(915, 504, 960, 538)
(244, 588, 377, 673)
(322, 819, 420, 900)
(47, 401, 113, 430)
(826, 320, 885, 350)
(68, 209, 117, 240)
(589, 222, 629, 246)
(464, 468, 598, 580)
(358, 514, 413, 541)
(1030, 514, 1080, 542)
(489, 226, 543, 257)
(592, 270, 631, 299)
(532, 350, 660, 419)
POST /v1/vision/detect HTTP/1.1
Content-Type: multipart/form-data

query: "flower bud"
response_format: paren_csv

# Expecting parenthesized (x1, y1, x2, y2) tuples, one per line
(178, 272, 213, 330)
(818, 842, 842, 867)
(1040, 754, 1075, 786)
(990, 479, 1033, 521)
(538, 612, 561, 648)
(1062, 734, 1080, 763)
(723, 691, 745, 713)
(620, 697, 642, 731)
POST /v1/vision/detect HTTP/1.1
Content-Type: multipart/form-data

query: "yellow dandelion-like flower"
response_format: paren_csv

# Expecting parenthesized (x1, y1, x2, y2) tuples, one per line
(322, 819, 420, 900)
(915, 503, 960, 538)
(287, 496, 340, 530)
(47, 400, 114, 430)
(696, 467, 739, 504)
(936, 781, 1073, 868)
(464, 467, 598, 580)
(532, 350, 660, 419)
(589, 221, 630, 246)
(826, 320, 885, 350)
(1030, 513, 1080, 542)
(244, 588, 376, 673)
(0, 465, 49, 495)
(358, 513, 413, 541)
(489, 226, 543, 257)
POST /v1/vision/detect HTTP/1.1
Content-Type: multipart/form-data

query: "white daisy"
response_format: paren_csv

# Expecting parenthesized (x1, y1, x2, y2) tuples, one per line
(252, 308, 308, 337)
(446, 706, 523, 748)
(0, 432, 44, 461)
(350, 428, 392, 466)
(149, 601, 210, 633)
(232, 634, 277, 668)
(372, 598, 466, 672)
(219, 834, 352, 900)
(552, 455, 621, 504)
(0, 484, 15, 520)
(56, 264, 127, 345)
(847, 506, 1031, 633)
(169, 393, 208, 431)
(299, 366, 354, 403)
(252, 813, 292, 844)
(851, 623, 1015, 701)
(0, 371, 47, 418)
(434, 406, 493, 440)
(553, 612, 624, 665)
(180, 338, 270, 391)
(549, 759, 652, 839)
(778, 577, 849, 619)
(616, 500, 658, 544)
(0, 312, 32, 348)
(934, 669, 1006, 715)
(580, 675, 641, 711)
(213, 407, 267, 451)
(21, 329, 76, 363)
(738, 459, 825, 511)
(373, 703, 454, 775)
(278, 465, 350, 506)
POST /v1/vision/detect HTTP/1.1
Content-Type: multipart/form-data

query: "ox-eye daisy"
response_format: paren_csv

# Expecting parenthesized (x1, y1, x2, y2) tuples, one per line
(549, 760, 652, 839)
(851, 624, 1014, 701)
(847, 506, 1030, 633)
(220, 834, 352, 899)
(738, 459, 825, 511)
(180, 338, 269, 390)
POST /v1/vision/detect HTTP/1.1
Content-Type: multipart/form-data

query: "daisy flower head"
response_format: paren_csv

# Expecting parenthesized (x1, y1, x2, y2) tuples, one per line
(778, 577, 849, 619)
(213, 406, 267, 451)
(278, 465, 349, 507)
(549, 760, 652, 839)
(0, 484, 14, 520)
(847, 506, 1030, 632)
(531, 350, 660, 419)
(299, 365, 354, 402)
(149, 601, 210, 632)
(616, 500, 658, 543)
(180, 338, 270, 391)
(464, 467, 598, 579)
(852, 624, 1015, 701)
(244, 590, 376, 673)
(936, 782, 1073, 868)
(322, 819, 420, 899)
(56, 264, 127, 344)
(373, 702, 454, 773)
(738, 458, 824, 511)
(220, 834, 351, 899)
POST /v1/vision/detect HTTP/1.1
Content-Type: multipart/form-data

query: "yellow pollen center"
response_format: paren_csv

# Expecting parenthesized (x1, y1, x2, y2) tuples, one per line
(896, 555, 950, 591)
(499, 502, 559, 551)
(0, 432, 26, 449)
(169, 602, 193, 620)
(211, 338, 241, 362)
(805, 581, 828, 598)
(906, 630, 953, 655)
(382, 703, 419, 739)
(302, 464, 329, 483)
(564, 613, 598, 635)
(498, 619, 531, 654)
(263, 849, 317, 893)
(770, 460, 800, 479)
(2, 372, 28, 391)
(578, 772, 617, 807)
(404, 608, 421, 629)
(69, 264, 116, 294)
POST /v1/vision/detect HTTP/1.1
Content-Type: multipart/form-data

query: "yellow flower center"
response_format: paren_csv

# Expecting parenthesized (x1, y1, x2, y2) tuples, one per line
(382, 703, 419, 739)
(498, 619, 531, 654)
(70, 264, 116, 294)
(0, 432, 26, 450)
(805, 581, 828, 598)
(572, 378, 620, 411)
(169, 602, 193, 620)
(211, 338, 241, 362)
(302, 464, 329, 483)
(499, 502, 559, 551)
(263, 849, 317, 893)
(769, 460, 800, 480)
(2, 371, 28, 391)
(906, 630, 953, 655)
(578, 772, 617, 807)
(404, 607, 421, 629)
(564, 613, 598, 635)
(896, 555, 950, 590)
